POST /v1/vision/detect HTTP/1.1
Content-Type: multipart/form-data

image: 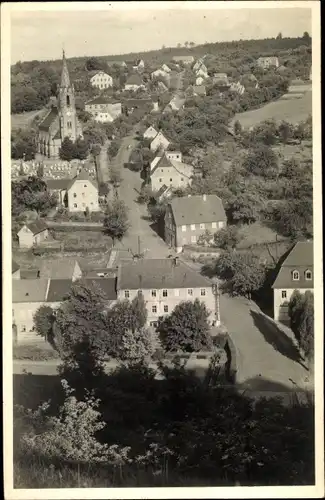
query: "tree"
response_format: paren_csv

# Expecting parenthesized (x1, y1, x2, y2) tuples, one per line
(131, 292, 148, 331)
(214, 252, 266, 299)
(157, 299, 213, 353)
(276, 32, 283, 40)
(33, 305, 56, 343)
(227, 191, 264, 225)
(59, 137, 75, 162)
(74, 137, 89, 160)
(103, 198, 129, 244)
(197, 230, 213, 246)
(12, 176, 58, 216)
(288, 290, 314, 363)
(278, 121, 293, 144)
(108, 139, 120, 159)
(109, 165, 121, 187)
(53, 281, 109, 359)
(11, 128, 37, 161)
(120, 328, 156, 364)
(251, 120, 278, 146)
(243, 145, 279, 179)
(233, 120, 242, 136)
(213, 225, 242, 250)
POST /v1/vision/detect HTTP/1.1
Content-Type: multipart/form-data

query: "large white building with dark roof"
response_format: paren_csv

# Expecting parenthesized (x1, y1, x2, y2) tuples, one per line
(85, 96, 122, 122)
(117, 257, 217, 327)
(272, 241, 313, 323)
(37, 51, 83, 158)
(165, 194, 227, 253)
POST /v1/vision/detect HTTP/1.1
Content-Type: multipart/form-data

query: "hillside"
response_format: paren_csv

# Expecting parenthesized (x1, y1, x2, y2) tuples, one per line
(11, 35, 311, 115)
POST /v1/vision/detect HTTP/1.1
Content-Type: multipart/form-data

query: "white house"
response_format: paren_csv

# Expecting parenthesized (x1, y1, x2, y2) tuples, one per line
(143, 126, 158, 140)
(195, 76, 206, 86)
(90, 71, 113, 89)
(66, 169, 99, 213)
(151, 69, 169, 80)
(272, 241, 313, 324)
(150, 154, 193, 192)
(257, 56, 279, 69)
(85, 96, 122, 123)
(17, 220, 49, 249)
(196, 67, 209, 79)
(150, 131, 170, 152)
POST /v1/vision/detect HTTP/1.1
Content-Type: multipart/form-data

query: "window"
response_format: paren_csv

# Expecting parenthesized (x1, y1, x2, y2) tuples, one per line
(200, 223, 205, 230)
(21, 325, 26, 332)
(150, 321, 158, 327)
(163, 289, 168, 297)
(305, 270, 312, 280)
(73, 193, 77, 198)
(200, 288, 206, 296)
(212, 222, 217, 229)
(191, 224, 196, 230)
(151, 290, 157, 297)
(67, 121, 72, 129)
(161, 169, 164, 173)
(84, 184, 87, 188)
(66, 95, 70, 107)
(164, 305, 169, 313)
(181, 177, 184, 181)
(124, 290, 130, 298)
(159, 178, 162, 182)
(282, 291, 287, 299)
(191, 235, 197, 243)
(152, 305, 157, 314)
(82, 192, 85, 198)
(218, 221, 225, 229)
(170, 178, 173, 182)
(176, 155, 179, 159)
(292, 270, 300, 281)
(174, 289, 179, 297)
(188, 288, 193, 296)
(182, 225, 187, 232)
(73, 203, 77, 208)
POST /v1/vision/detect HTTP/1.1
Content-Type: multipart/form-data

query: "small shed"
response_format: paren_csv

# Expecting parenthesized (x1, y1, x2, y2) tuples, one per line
(17, 220, 49, 249)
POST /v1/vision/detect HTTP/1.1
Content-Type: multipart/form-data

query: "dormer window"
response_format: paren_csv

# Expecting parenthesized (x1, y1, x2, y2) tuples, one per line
(292, 270, 300, 281)
(305, 270, 312, 281)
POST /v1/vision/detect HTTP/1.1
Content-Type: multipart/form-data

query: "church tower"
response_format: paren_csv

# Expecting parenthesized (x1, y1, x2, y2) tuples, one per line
(58, 50, 82, 142)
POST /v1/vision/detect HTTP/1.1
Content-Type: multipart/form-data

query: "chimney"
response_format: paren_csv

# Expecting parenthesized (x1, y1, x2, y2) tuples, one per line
(37, 270, 40, 278)
(203, 194, 207, 201)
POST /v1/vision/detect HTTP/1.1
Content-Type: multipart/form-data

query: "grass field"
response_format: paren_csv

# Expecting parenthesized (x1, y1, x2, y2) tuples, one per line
(11, 109, 47, 130)
(233, 91, 312, 129)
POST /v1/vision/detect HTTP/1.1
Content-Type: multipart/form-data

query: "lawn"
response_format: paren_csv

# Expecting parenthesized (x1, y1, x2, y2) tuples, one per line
(232, 91, 312, 129)
(11, 108, 47, 130)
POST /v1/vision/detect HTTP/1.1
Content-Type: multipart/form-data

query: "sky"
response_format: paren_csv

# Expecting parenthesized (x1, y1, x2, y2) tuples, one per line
(10, 3, 312, 63)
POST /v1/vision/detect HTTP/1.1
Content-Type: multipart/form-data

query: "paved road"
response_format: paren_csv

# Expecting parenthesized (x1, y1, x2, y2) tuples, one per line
(109, 130, 170, 259)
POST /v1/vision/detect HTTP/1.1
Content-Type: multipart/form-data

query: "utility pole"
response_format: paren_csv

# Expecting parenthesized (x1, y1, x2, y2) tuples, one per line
(212, 278, 221, 327)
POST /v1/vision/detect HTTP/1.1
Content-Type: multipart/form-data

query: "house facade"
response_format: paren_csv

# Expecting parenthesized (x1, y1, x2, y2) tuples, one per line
(17, 221, 49, 249)
(66, 169, 99, 212)
(257, 56, 279, 69)
(164, 194, 227, 253)
(117, 257, 217, 327)
(151, 69, 169, 80)
(85, 96, 122, 122)
(150, 131, 170, 152)
(272, 241, 313, 324)
(90, 71, 113, 89)
(230, 81, 245, 95)
(172, 55, 195, 66)
(150, 154, 193, 192)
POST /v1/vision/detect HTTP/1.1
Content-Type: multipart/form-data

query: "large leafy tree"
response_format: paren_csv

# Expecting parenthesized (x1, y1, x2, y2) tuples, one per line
(59, 137, 76, 162)
(73, 137, 89, 160)
(12, 176, 57, 216)
(157, 299, 213, 352)
(11, 128, 37, 161)
(214, 251, 266, 299)
(288, 290, 314, 363)
(33, 305, 56, 343)
(214, 225, 242, 250)
(103, 198, 129, 244)
(242, 145, 279, 179)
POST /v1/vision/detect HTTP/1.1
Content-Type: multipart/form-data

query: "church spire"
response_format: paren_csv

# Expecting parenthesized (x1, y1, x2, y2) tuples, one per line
(61, 49, 71, 88)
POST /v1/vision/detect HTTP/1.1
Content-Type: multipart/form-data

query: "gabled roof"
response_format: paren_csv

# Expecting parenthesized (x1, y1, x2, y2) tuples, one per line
(151, 154, 193, 179)
(123, 98, 152, 108)
(83, 278, 117, 300)
(40, 259, 80, 280)
(12, 259, 20, 274)
(12, 279, 49, 303)
(172, 55, 195, 63)
(125, 74, 144, 86)
(168, 95, 185, 110)
(192, 85, 206, 96)
(67, 168, 98, 190)
(272, 241, 314, 289)
(19, 219, 48, 236)
(85, 96, 119, 105)
(169, 195, 227, 226)
(38, 107, 59, 131)
(46, 279, 73, 302)
(46, 179, 71, 191)
(118, 258, 211, 290)
(90, 71, 111, 79)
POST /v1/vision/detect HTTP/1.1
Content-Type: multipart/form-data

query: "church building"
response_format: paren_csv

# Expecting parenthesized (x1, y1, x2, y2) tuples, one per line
(37, 51, 83, 158)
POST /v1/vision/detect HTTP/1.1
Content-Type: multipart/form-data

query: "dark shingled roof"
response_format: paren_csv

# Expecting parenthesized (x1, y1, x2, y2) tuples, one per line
(12, 259, 20, 274)
(86, 96, 119, 105)
(118, 258, 211, 290)
(83, 278, 117, 300)
(38, 107, 59, 131)
(46, 279, 73, 302)
(46, 179, 72, 191)
(125, 74, 144, 86)
(12, 279, 49, 303)
(25, 219, 48, 235)
(40, 259, 80, 280)
(272, 241, 314, 289)
(169, 195, 227, 226)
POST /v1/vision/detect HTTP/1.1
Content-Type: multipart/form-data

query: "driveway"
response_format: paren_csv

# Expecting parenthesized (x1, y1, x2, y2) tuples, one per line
(108, 130, 170, 259)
